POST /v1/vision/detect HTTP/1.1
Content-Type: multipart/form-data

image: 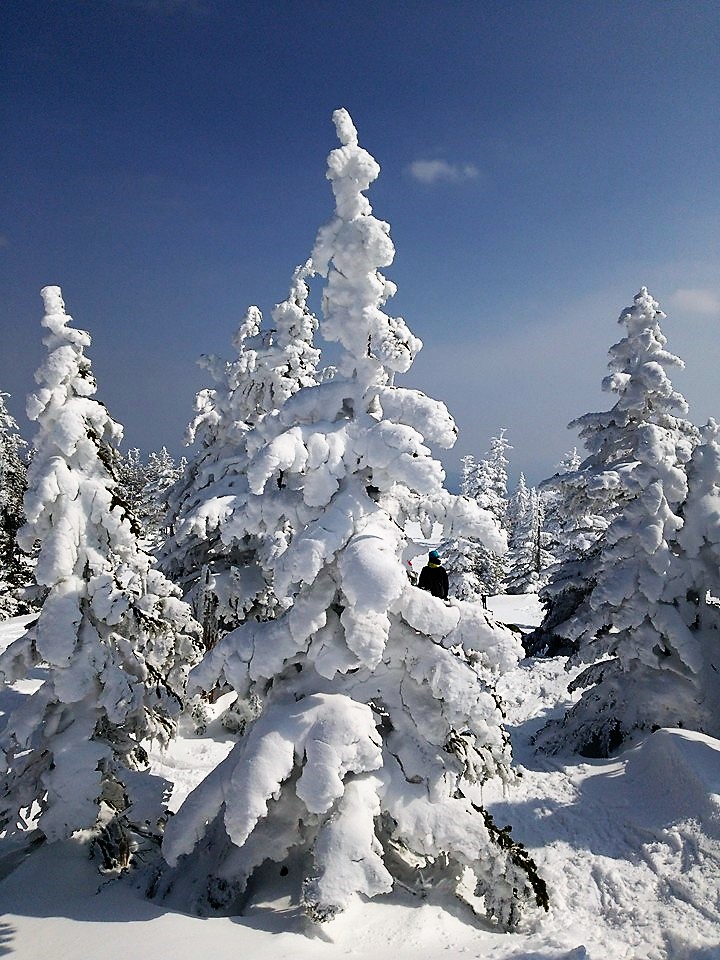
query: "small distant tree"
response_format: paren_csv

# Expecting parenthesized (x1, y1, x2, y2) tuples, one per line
(153, 110, 546, 929)
(116, 446, 184, 549)
(524, 449, 613, 657)
(442, 455, 497, 600)
(536, 288, 699, 756)
(0, 287, 201, 857)
(444, 437, 510, 600)
(504, 484, 552, 594)
(0, 393, 32, 617)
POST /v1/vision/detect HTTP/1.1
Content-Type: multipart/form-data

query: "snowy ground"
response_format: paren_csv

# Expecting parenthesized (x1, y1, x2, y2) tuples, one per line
(2, 600, 720, 960)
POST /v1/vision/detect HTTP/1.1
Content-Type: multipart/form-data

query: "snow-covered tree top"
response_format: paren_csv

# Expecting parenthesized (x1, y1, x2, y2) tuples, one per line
(26, 287, 122, 458)
(603, 286, 687, 416)
(312, 109, 422, 387)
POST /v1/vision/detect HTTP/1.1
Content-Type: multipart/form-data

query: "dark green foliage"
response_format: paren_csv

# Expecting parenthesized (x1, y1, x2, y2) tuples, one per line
(479, 806, 550, 914)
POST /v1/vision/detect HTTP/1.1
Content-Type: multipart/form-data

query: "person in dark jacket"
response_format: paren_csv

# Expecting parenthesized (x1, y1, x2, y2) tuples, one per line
(418, 549, 449, 600)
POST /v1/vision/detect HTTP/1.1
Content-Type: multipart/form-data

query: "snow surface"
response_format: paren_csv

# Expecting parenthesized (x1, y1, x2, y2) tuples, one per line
(2, 600, 720, 959)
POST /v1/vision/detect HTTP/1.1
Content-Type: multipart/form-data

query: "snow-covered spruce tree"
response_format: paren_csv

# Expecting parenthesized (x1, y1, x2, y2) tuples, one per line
(504, 485, 552, 595)
(116, 447, 185, 550)
(659, 419, 720, 735)
(535, 287, 699, 756)
(154, 110, 547, 928)
(0, 287, 201, 856)
(538, 448, 583, 567)
(116, 447, 147, 519)
(139, 447, 185, 548)
(442, 440, 509, 599)
(441, 455, 491, 600)
(159, 265, 320, 649)
(524, 449, 613, 657)
(0, 392, 32, 617)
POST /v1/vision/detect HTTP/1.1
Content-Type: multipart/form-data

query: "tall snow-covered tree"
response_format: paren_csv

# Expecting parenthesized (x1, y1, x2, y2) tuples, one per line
(658, 419, 720, 735)
(140, 447, 185, 547)
(506, 472, 530, 538)
(0, 392, 32, 617)
(0, 287, 201, 854)
(154, 110, 546, 928)
(536, 287, 698, 756)
(159, 265, 320, 649)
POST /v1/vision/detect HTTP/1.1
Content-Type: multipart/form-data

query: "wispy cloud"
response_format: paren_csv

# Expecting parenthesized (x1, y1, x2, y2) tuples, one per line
(407, 159, 480, 185)
(670, 287, 720, 317)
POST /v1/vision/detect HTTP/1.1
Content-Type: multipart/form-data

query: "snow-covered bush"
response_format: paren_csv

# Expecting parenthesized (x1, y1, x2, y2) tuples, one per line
(536, 288, 699, 755)
(153, 110, 547, 928)
(0, 287, 202, 854)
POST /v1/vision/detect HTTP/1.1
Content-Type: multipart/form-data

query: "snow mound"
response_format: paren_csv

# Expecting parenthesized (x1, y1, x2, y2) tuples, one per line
(621, 727, 720, 836)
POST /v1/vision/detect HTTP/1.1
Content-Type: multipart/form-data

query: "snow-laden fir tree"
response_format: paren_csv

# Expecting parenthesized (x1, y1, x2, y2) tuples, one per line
(441, 455, 494, 601)
(442, 438, 510, 600)
(540, 448, 581, 564)
(658, 419, 720, 735)
(504, 484, 552, 595)
(159, 266, 320, 649)
(154, 110, 547, 927)
(524, 448, 614, 656)
(116, 446, 185, 550)
(0, 392, 32, 617)
(140, 447, 185, 547)
(536, 288, 699, 756)
(0, 288, 201, 856)
(506, 471, 530, 538)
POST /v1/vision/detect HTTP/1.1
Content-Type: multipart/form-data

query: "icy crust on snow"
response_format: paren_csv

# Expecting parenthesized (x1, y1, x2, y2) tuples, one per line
(0, 288, 201, 842)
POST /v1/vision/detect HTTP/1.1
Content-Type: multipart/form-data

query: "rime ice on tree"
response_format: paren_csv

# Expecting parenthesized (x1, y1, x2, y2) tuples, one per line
(536, 288, 699, 756)
(156, 111, 546, 928)
(0, 288, 201, 853)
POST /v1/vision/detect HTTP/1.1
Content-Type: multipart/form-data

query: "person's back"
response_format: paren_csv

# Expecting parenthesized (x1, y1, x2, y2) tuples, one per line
(418, 550, 449, 600)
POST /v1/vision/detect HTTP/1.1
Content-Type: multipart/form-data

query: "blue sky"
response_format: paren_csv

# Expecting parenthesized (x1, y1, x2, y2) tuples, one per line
(1, 0, 718, 489)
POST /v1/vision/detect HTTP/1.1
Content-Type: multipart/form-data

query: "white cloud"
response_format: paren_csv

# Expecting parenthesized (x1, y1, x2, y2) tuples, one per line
(670, 287, 720, 317)
(407, 160, 480, 185)
(0, 236, 9, 249)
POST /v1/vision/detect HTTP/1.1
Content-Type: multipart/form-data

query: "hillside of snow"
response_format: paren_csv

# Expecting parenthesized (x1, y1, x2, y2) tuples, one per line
(2, 599, 719, 960)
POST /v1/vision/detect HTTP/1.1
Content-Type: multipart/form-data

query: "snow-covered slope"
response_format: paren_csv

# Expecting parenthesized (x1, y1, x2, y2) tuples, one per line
(2, 599, 720, 959)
